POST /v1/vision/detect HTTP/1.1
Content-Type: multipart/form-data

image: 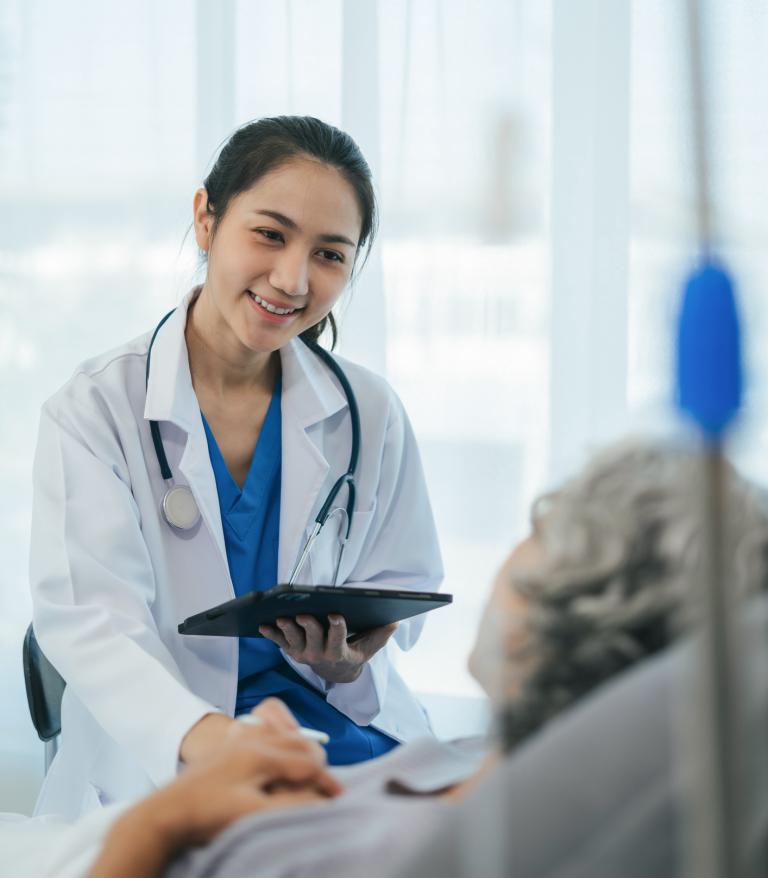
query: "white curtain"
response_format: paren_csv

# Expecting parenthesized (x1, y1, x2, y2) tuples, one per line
(2, 0, 766, 811)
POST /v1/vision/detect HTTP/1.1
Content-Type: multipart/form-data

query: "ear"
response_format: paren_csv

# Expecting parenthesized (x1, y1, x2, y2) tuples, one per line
(193, 188, 214, 252)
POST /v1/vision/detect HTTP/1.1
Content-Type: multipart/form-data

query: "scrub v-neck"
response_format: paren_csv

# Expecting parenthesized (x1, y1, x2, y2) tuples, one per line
(201, 376, 284, 685)
(202, 377, 282, 544)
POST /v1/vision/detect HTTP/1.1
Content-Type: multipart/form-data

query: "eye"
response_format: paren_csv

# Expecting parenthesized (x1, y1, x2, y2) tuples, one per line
(254, 228, 283, 242)
(318, 249, 344, 264)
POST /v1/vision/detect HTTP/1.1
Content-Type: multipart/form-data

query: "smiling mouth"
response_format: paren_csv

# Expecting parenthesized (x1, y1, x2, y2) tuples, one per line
(248, 291, 304, 316)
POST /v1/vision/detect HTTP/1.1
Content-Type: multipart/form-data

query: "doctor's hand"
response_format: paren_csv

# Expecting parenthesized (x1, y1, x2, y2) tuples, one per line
(259, 615, 398, 684)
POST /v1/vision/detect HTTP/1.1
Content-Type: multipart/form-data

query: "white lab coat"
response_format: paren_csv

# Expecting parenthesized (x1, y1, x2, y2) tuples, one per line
(29, 290, 443, 820)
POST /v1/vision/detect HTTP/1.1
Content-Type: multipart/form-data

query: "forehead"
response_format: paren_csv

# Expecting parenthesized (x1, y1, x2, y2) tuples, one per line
(231, 159, 362, 241)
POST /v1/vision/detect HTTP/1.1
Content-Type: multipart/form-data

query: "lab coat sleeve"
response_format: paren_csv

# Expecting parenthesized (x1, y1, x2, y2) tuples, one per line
(29, 398, 217, 788)
(320, 388, 443, 725)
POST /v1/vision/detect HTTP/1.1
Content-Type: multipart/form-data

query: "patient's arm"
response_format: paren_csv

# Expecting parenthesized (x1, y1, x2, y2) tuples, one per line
(88, 700, 341, 878)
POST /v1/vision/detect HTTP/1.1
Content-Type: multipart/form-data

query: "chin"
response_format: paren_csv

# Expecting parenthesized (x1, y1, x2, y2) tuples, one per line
(238, 330, 286, 355)
(242, 316, 300, 344)
(466, 646, 487, 693)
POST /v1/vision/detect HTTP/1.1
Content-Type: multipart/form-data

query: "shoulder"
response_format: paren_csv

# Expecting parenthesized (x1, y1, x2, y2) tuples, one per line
(329, 353, 415, 447)
(42, 332, 151, 425)
(284, 337, 408, 430)
(330, 352, 398, 407)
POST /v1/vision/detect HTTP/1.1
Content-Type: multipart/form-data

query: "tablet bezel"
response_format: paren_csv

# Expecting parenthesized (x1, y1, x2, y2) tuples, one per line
(178, 584, 452, 637)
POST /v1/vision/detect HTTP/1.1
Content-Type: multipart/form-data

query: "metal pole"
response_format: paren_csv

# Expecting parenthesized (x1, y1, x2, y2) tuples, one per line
(686, 448, 742, 877)
(681, 3, 745, 875)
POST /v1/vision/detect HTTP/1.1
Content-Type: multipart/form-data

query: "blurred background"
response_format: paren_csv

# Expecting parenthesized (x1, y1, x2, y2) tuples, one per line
(1, 0, 767, 812)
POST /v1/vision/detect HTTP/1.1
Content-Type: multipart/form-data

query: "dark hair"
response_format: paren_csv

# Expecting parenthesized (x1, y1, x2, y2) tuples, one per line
(202, 115, 378, 349)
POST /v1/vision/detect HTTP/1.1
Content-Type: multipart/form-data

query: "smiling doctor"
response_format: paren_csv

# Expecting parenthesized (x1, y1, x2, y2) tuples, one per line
(29, 116, 442, 819)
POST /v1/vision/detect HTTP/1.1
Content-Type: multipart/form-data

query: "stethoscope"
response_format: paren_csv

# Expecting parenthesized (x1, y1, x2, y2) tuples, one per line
(146, 309, 361, 586)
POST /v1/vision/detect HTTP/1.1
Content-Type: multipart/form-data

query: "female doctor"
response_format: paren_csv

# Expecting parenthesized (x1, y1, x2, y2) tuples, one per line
(29, 115, 442, 819)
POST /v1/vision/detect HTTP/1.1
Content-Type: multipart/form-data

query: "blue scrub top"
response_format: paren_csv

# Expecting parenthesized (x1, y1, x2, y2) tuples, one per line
(201, 376, 397, 765)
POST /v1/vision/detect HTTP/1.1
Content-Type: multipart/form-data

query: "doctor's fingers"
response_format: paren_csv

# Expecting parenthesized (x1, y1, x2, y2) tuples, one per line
(274, 618, 307, 652)
(258, 624, 290, 651)
(248, 697, 301, 732)
(228, 717, 326, 761)
(218, 732, 340, 795)
(346, 622, 399, 661)
(325, 614, 349, 657)
(259, 621, 307, 655)
(228, 720, 322, 760)
(246, 745, 342, 797)
(293, 614, 328, 660)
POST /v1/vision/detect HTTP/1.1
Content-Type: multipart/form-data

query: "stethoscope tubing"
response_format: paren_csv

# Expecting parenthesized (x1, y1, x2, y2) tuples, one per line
(146, 309, 176, 481)
(145, 309, 360, 583)
(301, 338, 360, 542)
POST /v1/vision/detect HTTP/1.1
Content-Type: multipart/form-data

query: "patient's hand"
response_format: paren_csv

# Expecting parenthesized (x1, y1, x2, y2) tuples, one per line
(89, 700, 342, 878)
(259, 614, 398, 683)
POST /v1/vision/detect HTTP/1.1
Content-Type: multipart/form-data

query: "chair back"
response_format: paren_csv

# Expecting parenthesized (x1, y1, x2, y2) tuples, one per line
(22, 623, 66, 742)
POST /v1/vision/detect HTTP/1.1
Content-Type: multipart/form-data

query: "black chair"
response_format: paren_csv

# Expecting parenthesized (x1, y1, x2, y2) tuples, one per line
(22, 623, 66, 770)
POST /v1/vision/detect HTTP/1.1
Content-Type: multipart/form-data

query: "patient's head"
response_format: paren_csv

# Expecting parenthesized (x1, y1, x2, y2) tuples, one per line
(469, 439, 768, 751)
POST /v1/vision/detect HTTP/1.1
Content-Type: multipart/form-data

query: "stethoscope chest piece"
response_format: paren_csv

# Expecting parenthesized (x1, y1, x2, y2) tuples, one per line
(162, 485, 201, 531)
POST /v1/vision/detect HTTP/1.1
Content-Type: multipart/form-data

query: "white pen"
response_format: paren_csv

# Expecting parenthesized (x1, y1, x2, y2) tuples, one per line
(238, 713, 330, 745)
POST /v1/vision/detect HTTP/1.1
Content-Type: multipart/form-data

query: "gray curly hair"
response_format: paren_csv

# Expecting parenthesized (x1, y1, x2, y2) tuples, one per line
(499, 439, 768, 750)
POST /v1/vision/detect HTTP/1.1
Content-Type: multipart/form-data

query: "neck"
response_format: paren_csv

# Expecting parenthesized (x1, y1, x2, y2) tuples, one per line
(185, 285, 278, 396)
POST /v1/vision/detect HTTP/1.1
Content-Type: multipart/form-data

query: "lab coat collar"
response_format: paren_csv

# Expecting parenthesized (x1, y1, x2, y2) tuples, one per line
(279, 334, 348, 429)
(143, 288, 348, 430)
(143, 288, 199, 429)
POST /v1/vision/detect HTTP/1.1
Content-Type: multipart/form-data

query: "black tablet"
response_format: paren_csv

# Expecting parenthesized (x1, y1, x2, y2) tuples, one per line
(178, 584, 452, 638)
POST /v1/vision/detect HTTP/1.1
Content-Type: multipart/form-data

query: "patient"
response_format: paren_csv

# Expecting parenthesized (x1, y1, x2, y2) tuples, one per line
(471, 438, 768, 749)
(396, 441, 768, 877)
(5, 440, 767, 878)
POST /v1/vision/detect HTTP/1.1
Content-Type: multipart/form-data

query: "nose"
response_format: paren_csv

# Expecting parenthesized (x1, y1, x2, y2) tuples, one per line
(269, 247, 310, 299)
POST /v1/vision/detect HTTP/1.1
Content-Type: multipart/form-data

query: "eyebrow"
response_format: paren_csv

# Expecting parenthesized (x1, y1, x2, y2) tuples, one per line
(251, 210, 358, 248)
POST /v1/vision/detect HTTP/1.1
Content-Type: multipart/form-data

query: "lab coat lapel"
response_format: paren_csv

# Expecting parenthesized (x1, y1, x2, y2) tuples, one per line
(177, 426, 228, 565)
(143, 290, 228, 567)
(278, 339, 347, 583)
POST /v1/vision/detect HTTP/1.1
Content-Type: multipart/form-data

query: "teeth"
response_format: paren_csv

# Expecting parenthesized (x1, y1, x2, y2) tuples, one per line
(249, 291, 297, 315)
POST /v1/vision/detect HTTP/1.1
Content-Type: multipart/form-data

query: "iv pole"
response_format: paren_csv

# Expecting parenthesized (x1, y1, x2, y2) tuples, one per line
(677, 1, 746, 876)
